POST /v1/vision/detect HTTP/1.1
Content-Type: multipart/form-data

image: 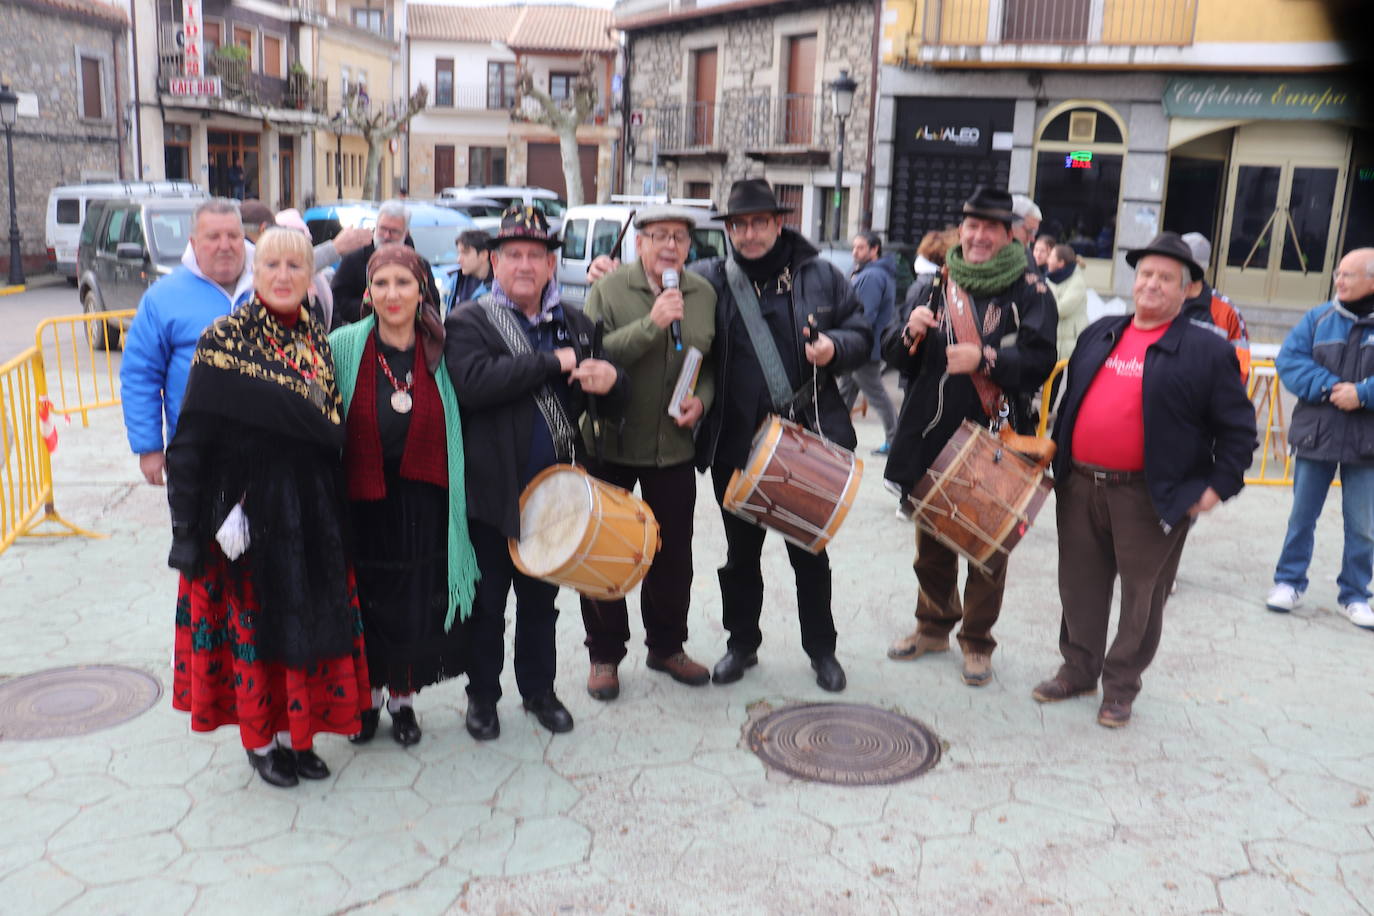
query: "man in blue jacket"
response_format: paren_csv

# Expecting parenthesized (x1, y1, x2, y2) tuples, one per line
(837, 230, 898, 454)
(1266, 248, 1374, 630)
(1031, 231, 1256, 728)
(120, 199, 254, 485)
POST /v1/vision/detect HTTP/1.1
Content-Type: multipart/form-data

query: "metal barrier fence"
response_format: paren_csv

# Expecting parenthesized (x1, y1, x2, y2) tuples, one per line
(35, 310, 135, 427)
(0, 311, 129, 556)
(1034, 357, 1300, 486)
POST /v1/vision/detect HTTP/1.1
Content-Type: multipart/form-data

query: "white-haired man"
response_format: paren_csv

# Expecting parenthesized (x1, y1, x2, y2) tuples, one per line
(330, 199, 436, 328)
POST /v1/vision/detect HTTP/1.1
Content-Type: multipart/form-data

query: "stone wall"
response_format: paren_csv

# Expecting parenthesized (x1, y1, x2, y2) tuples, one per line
(0, 2, 130, 278)
(624, 0, 875, 213)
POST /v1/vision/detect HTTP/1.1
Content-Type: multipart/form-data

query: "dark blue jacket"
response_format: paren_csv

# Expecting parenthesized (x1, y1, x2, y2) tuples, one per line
(1277, 299, 1374, 464)
(851, 254, 896, 361)
(1052, 314, 1257, 530)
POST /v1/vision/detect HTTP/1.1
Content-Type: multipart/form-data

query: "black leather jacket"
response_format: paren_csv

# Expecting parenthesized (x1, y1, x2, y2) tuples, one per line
(690, 229, 872, 471)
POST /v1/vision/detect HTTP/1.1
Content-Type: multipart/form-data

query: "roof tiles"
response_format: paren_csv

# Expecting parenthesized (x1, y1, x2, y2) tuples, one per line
(407, 4, 617, 53)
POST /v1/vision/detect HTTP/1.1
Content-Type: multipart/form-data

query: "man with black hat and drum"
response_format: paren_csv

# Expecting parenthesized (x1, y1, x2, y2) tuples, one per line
(883, 185, 1058, 687)
(577, 205, 718, 701)
(1031, 231, 1255, 728)
(445, 205, 627, 741)
(693, 178, 872, 693)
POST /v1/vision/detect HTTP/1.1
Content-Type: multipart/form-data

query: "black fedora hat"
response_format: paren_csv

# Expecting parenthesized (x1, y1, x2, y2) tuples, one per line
(1125, 231, 1203, 282)
(961, 185, 1019, 225)
(714, 178, 794, 221)
(488, 203, 561, 251)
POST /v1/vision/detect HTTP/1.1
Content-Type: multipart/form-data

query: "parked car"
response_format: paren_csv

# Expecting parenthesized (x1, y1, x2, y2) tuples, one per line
(302, 201, 475, 304)
(77, 196, 203, 349)
(556, 203, 726, 306)
(440, 185, 565, 232)
(431, 195, 503, 235)
(47, 180, 204, 285)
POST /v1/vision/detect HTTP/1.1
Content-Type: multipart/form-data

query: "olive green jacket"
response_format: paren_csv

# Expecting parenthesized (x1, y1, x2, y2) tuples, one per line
(580, 261, 717, 466)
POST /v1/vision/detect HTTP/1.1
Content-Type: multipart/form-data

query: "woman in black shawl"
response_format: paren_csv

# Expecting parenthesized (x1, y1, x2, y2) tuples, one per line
(167, 227, 371, 788)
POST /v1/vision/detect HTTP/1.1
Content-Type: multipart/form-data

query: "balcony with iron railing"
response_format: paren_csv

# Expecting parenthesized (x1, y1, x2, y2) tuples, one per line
(156, 37, 329, 114)
(914, 0, 1197, 62)
(650, 92, 834, 162)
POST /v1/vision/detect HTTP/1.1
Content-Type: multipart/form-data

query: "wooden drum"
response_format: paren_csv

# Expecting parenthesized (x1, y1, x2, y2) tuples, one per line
(909, 420, 1053, 574)
(722, 415, 863, 554)
(509, 464, 660, 600)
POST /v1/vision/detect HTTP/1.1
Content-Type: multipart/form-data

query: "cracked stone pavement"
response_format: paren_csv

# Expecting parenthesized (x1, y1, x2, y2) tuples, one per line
(2, 383, 1371, 915)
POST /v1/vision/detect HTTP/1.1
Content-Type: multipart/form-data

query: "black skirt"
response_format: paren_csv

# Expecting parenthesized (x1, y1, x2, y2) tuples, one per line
(351, 462, 465, 692)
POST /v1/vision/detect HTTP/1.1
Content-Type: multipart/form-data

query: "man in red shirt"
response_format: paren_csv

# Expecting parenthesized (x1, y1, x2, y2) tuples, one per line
(1031, 232, 1256, 728)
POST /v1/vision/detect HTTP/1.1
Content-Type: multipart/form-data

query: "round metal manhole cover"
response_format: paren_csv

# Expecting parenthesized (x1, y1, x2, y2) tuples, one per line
(0, 665, 162, 740)
(747, 703, 941, 785)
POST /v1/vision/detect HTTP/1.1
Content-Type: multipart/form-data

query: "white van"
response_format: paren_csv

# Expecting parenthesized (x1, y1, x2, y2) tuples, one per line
(47, 180, 204, 283)
(556, 199, 725, 306)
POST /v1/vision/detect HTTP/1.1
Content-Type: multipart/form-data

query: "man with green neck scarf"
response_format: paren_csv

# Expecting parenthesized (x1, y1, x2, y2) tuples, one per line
(881, 185, 1058, 687)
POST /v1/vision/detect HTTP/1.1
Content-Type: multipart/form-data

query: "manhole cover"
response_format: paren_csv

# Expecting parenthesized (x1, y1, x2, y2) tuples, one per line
(747, 702, 940, 785)
(0, 665, 162, 740)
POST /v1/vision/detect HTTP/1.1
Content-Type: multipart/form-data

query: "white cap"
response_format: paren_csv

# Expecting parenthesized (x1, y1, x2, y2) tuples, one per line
(1180, 232, 1212, 269)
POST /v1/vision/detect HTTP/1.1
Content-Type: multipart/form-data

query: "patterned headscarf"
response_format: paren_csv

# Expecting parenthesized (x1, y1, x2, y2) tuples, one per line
(364, 243, 445, 373)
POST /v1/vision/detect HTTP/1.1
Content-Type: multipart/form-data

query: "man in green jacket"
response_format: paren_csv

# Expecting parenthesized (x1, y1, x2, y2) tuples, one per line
(579, 206, 718, 700)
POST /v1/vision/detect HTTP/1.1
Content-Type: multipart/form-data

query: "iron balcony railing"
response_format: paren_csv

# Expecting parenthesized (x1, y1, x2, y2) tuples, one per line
(922, 0, 1198, 46)
(157, 42, 328, 114)
(654, 92, 833, 153)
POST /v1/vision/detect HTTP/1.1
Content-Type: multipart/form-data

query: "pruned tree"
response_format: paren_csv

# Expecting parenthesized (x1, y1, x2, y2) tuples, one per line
(514, 53, 600, 206)
(338, 84, 429, 200)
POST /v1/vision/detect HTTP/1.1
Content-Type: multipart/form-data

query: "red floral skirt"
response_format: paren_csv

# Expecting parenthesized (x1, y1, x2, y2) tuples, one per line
(172, 551, 372, 751)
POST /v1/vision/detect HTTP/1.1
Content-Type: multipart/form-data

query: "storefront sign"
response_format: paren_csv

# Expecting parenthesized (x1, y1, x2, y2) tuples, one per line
(1164, 77, 1360, 121)
(168, 77, 222, 97)
(894, 98, 1013, 158)
(1065, 150, 1093, 169)
(182, 0, 204, 77)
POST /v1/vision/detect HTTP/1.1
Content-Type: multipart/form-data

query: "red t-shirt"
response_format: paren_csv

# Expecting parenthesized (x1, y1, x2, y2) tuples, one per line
(1070, 320, 1171, 471)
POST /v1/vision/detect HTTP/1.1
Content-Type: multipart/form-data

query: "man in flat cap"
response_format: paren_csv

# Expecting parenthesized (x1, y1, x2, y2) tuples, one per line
(883, 185, 1058, 688)
(1032, 231, 1256, 728)
(578, 206, 718, 701)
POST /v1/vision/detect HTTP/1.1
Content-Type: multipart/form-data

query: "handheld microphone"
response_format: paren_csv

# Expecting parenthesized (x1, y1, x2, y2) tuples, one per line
(663, 268, 683, 351)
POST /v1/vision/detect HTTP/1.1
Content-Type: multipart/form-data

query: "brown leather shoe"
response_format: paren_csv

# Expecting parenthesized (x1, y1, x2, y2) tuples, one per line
(1097, 699, 1132, 728)
(961, 652, 992, 686)
(1031, 676, 1096, 703)
(887, 630, 949, 661)
(646, 651, 710, 686)
(587, 663, 619, 701)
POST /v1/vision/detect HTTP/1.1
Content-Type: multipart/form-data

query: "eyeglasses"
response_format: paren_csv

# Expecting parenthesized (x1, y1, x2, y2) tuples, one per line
(1334, 270, 1369, 281)
(645, 230, 691, 247)
(726, 215, 776, 234)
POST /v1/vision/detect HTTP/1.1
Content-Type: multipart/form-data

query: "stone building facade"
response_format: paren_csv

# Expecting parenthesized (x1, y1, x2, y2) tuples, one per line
(1, 0, 131, 277)
(617, 0, 876, 243)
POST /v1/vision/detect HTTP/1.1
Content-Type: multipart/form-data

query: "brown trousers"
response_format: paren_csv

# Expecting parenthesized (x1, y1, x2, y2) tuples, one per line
(1054, 469, 1190, 703)
(913, 529, 1008, 655)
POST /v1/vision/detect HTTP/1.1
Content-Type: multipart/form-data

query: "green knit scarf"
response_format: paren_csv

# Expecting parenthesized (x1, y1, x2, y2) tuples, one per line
(329, 316, 480, 631)
(946, 242, 1028, 294)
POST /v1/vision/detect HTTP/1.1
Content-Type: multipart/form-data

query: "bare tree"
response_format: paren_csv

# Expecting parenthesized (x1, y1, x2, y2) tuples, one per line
(338, 84, 429, 200)
(514, 54, 600, 206)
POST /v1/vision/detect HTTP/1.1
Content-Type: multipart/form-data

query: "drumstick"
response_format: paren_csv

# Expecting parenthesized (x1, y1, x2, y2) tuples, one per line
(608, 210, 635, 265)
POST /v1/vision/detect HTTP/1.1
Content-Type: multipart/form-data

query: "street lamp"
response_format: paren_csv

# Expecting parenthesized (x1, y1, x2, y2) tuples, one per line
(828, 69, 857, 244)
(330, 111, 345, 201)
(0, 84, 23, 287)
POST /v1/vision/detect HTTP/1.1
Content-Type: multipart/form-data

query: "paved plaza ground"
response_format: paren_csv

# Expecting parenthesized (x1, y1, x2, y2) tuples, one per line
(1, 288, 1371, 914)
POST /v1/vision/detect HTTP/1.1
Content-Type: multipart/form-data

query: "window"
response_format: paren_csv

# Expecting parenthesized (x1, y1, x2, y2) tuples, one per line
(685, 181, 712, 203)
(435, 59, 454, 107)
(562, 218, 588, 260)
(101, 208, 128, 253)
(233, 27, 254, 67)
(80, 204, 105, 246)
(341, 66, 351, 99)
(56, 199, 82, 225)
(590, 219, 622, 259)
(263, 34, 282, 77)
(487, 62, 515, 110)
(816, 187, 851, 243)
(549, 72, 577, 103)
(775, 184, 803, 232)
(535, 198, 566, 218)
(204, 21, 222, 54)
(352, 7, 384, 32)
(79, 56, 103, 119)
(470, 146, 507, 185)
(1032, 104, 1126, 259)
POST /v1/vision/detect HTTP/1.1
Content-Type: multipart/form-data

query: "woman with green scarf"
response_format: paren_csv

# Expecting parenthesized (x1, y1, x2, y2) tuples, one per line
(330, 243, 479, 747)
(879, 185, 1058, 688)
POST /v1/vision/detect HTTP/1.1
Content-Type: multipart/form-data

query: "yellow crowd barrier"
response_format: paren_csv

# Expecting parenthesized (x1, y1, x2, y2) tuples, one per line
(0, 311, 131, 556)
(35, 310, 135, 427)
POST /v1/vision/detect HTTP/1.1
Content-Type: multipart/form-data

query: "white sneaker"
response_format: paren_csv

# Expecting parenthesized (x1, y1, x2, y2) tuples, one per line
(1344, 601, 1374, 630)
(1265, 584, 1303, 613)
